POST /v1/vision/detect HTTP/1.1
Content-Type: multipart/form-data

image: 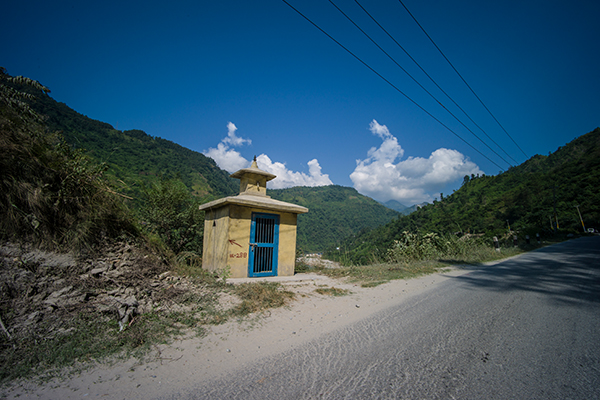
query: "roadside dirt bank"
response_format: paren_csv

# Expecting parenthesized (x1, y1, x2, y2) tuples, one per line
(3, 267, 478, 399)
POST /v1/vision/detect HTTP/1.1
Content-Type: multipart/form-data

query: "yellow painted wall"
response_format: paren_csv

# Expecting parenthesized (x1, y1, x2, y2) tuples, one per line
(226, 205, 252, 278)
(202, 207, 230, 274)
(277, 211, 298, 277)
(202, 205, 299, 278)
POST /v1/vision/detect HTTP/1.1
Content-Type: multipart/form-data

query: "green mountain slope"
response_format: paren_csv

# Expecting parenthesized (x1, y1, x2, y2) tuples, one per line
(28, 93, 238, 200)
(9, 71, 398, 254)
(269, 185, 399, 253)
(326, 128, 600, 265)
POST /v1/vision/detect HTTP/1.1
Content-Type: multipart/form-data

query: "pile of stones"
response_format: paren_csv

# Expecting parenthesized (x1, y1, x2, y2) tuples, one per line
(0, 239, 197, 341)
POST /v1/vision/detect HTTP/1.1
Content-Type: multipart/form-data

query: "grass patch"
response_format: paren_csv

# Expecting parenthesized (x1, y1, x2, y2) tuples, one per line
(314, 287, 350, 296)
(315, 260, 442, 287)
(0, 281, 295, 384)
(314, 240, 532, 287)
(230, 282, 295, 316)
(294, 262, 311, 274)
(0, 310, 183, 383)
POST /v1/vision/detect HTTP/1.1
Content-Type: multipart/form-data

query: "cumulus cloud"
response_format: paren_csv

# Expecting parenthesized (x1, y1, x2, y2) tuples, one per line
(257, 155, 332, 189)
(350, 120, 482, 205)
(204, 142, 249, 173)
(204, 122, 332, 188)
(222, 122, 251, 147)
(203, 122, 253, 173)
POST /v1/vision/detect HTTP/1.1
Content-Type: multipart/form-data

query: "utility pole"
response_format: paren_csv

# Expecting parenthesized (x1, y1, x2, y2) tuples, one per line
(575, 205, 586, 232)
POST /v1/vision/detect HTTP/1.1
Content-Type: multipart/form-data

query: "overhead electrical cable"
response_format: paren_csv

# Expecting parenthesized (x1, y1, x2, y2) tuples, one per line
(397, 0, 529, 159)
(329, 0, 512, 168)
(354, 0, 518, 165)
(281, 0, 505, 171)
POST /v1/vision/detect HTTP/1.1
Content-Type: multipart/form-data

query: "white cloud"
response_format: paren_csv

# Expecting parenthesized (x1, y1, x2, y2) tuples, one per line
(222, 122, 251, 147)
(204, 122, 332, 188)
(203, 122, 253, 173)
(204, 142, 249, 173)
(256, 155, 332, 189)
(365, 120, 404, 163)
(350, 120, 482, 205)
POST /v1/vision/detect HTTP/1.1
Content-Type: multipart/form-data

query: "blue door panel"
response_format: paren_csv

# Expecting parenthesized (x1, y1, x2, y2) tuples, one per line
(248, 213, 279, 277)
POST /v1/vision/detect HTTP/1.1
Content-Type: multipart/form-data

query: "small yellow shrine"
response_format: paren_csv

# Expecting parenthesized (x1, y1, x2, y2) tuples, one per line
(199, 157, 308, 278)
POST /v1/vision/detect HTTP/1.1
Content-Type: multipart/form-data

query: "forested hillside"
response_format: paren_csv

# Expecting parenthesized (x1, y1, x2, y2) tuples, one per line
(326, 128, 600, 264)
(6, 69, 397, 254)
(269, 185, 399, 253)
(28, 92, 238, 200)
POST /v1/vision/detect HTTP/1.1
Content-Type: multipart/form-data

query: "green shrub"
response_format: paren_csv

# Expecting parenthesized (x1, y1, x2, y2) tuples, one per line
(138, 178, 204, 255)
(386, 231, 494, 263)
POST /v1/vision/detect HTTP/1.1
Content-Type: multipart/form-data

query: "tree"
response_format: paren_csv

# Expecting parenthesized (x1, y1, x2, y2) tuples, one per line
(138, 178, 205, 255)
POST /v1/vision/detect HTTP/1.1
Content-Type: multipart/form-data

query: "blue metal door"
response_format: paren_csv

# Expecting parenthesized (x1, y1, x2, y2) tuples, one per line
(248, 213, 279, 277)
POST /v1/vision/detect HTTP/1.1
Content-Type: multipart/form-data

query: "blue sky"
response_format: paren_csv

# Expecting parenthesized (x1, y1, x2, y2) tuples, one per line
(2, 0, 599, 205)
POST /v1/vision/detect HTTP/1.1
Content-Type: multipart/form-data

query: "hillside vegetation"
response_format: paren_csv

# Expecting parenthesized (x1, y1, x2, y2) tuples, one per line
(325, 128, 600, 265)
(11, 71, 401, 253)
(0, 68, 138, 251)
(28, 89, 238, 201)
(269, 185, 399, 253)
(6, 67, 597, 265)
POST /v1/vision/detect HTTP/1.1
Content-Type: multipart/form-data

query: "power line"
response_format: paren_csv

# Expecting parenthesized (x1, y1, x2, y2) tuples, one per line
(397, 0, 529, 159)
(281, 0, 505, 171)
(329, 0, 513, 168)
(354, 0, 519, 166)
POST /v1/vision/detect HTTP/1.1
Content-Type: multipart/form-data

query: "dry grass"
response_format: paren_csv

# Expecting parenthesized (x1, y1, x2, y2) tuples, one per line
(314, 287, 351, 296)
(314, 260, 442, 287)
(313, 244, 528, 287)
(230, 282, 295, 316)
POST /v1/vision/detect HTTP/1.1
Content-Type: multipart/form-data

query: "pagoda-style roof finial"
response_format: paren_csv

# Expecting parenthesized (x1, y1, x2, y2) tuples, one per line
(199, 154, 308, 214)
(230, 155, 275, 196)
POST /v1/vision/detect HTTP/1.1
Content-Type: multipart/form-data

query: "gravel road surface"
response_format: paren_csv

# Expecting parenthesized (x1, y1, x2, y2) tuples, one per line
(177, 236, 600, 399)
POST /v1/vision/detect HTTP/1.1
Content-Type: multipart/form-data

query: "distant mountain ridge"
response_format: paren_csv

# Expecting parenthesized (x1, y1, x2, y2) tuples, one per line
(381, 200, 427, 215)
(382, 200, 408, 213)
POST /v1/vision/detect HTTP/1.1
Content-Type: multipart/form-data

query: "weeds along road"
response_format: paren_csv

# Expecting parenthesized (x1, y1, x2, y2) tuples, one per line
(174, 236, 600, 400)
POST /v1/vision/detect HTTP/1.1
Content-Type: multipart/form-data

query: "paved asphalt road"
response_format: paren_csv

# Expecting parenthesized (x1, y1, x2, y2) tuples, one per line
(174, 237, 600, 399)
